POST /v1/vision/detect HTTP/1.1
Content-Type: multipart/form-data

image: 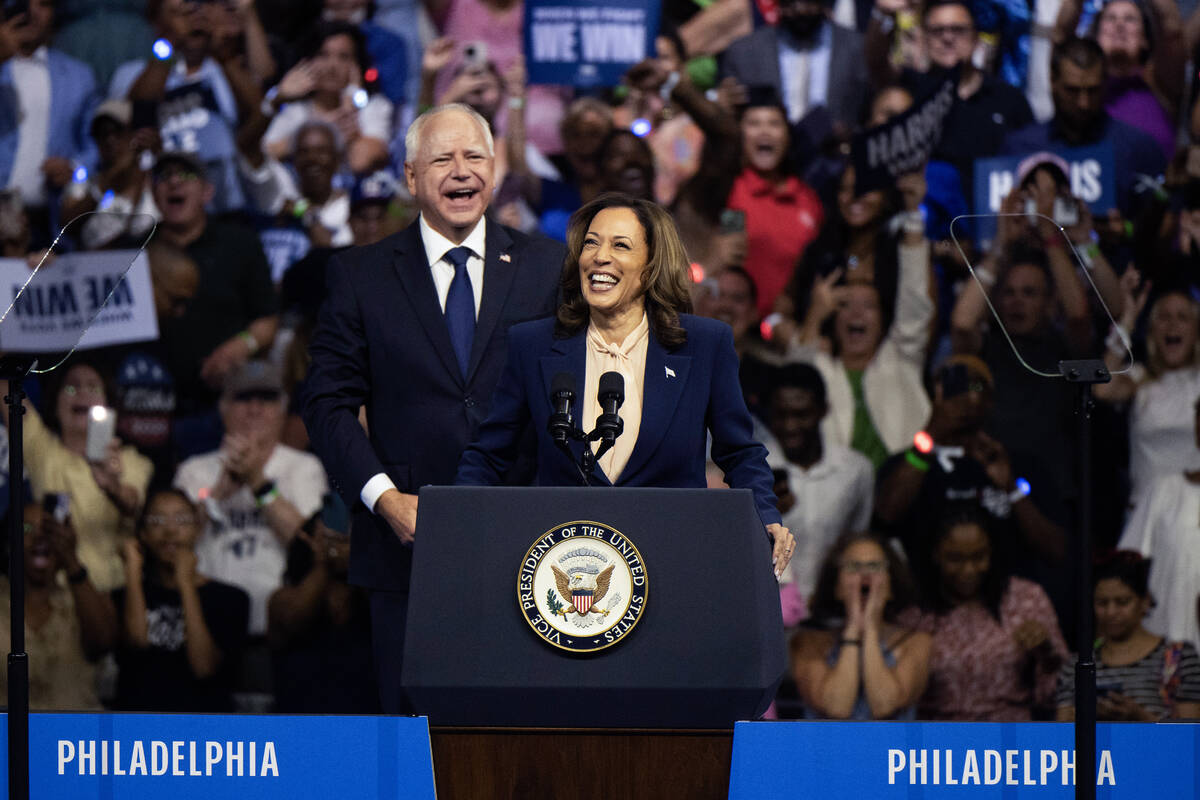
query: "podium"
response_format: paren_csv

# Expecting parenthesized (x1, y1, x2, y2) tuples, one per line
(401, 487, 786, 729)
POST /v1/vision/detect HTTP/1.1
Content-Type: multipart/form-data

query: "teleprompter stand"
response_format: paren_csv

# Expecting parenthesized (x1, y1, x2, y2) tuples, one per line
(2, 355, 36, 800)
(1060, 358, 1110, 800)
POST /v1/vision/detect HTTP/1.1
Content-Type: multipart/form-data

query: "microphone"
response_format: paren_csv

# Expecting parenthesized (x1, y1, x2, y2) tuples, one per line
(592, 371, 625, 459)
(548, 372, 575, 445)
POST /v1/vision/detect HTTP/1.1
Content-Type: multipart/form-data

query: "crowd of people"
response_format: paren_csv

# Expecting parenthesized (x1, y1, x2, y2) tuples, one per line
(2, 0, 1200, 721)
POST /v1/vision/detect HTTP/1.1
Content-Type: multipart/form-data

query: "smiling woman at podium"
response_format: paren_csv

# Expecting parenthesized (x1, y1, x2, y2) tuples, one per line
(456, 193, 795, 576)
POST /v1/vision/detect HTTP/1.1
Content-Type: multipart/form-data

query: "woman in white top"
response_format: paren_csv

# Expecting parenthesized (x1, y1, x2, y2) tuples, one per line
(1096, 276, 1200, 511)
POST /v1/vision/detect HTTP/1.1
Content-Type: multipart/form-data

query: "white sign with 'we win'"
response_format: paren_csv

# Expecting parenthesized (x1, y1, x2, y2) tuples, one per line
(0, 250, 157, 354)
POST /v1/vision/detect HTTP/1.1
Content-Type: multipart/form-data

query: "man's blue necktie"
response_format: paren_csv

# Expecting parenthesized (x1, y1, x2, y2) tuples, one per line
(443, 246, 475, 378)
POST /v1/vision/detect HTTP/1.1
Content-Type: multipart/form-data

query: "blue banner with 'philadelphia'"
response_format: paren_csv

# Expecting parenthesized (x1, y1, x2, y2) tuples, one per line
(0, 713, 436, 799)
(728, 722, 1200, 799)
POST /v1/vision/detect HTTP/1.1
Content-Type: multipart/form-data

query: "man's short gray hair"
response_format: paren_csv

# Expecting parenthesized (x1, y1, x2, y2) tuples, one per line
(404, 103, 495, 165)
(293, 119, 344, 156)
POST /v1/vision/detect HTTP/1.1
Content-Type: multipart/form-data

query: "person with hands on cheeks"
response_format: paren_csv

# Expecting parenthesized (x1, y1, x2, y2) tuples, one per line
(0, 502, 117, 709)
(791, 532, 930, 720)
(1056, 551, 1200, 722)
(114, 489, 249, 711)
(0, 362, 152, 592)
(900, 505, 1068, 720)
(456, 193, 795, 578)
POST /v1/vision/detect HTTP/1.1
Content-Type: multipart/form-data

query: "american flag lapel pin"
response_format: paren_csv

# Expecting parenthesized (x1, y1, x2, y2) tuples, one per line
(665, 366, 676, 379)
(499, 252, 511, 263)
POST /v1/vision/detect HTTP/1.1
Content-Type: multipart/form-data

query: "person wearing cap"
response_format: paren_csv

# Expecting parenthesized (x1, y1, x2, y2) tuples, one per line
(0, 0, 100, 239)
(150, 148, 279, 459)
(60, 98, 159, 250)
(174, 361, 327, 653)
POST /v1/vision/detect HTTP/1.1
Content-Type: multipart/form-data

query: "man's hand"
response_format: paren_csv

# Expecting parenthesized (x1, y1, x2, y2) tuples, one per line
(221, 432, 271, 488)
(767, 522, 795, 580)
(421, 37, 456, 79)
(0, 14, 26, 63)
(199, 334, 252, 389)
(969, 431, 1014, 492)
(375, 489, 418, 545)
(1011, 618, 1050, 653)
(42, 157, 76, 189)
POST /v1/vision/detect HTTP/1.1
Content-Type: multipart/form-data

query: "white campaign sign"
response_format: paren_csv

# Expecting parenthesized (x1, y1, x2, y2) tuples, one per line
(0, 251, 158, 353)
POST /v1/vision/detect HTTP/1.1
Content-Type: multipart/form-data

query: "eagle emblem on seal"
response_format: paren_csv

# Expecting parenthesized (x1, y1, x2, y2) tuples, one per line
(550, 563, 615, 621)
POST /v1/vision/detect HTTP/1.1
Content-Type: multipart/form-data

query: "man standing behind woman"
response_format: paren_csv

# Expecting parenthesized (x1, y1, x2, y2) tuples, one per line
(303, 103, 563, 712)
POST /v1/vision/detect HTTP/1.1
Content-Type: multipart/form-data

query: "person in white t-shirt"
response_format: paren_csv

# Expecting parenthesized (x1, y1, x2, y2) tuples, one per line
(174, 360, 327, 638)
(763, 362, 874, 624)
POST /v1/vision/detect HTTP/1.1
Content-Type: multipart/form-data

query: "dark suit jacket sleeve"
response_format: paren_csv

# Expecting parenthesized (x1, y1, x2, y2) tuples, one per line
(301, 253, 383, 506)
(705, 323, 783, 527)
(455, 323, 535, 486)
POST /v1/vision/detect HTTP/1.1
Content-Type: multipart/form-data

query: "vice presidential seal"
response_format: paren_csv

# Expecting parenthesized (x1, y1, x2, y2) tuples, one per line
(517, 521, 648, 653)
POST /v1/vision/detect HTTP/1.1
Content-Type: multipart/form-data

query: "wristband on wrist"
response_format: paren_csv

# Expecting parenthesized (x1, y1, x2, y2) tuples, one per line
(659, 70, 681, 101)
(905, 449, 930, 472)
(261, 86, 280, 118)
(238, 329, 259, 353)
(973, 265, 997, 288)
(506, 95, 525, 110)
(254, 480, 279, 508)
(1106, 322, 1130, 357)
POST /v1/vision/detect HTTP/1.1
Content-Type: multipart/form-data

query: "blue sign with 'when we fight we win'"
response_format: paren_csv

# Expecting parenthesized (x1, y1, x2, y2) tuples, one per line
(0, 713, 436, 799)
(524, 0, 660, 87)
(728, 721, 1200, 799)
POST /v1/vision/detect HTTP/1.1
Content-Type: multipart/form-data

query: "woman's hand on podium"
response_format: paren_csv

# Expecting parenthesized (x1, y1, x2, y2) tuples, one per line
(767, 522, 795, 581)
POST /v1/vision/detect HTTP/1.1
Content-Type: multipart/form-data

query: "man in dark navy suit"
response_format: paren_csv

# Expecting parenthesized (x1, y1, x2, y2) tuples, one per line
(302, 103, 563, 712)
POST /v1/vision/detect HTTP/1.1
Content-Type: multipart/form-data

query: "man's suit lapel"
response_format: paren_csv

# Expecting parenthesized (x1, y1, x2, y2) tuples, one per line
(539, 331, 613, 487)
(392, 224, 462, 381)
(467, 219, 517, 383)
(622, 334, 690, 482)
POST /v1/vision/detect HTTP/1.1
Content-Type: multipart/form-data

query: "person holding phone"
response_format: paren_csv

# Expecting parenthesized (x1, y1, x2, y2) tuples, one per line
(1, 361, 153, 591)
(0, 501, 117, 709)
(1056, 551, 1200, 721)
(791, 531, 930, 720)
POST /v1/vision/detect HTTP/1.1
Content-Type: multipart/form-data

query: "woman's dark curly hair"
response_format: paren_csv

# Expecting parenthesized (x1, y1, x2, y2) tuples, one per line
(555, 192, 692, 348)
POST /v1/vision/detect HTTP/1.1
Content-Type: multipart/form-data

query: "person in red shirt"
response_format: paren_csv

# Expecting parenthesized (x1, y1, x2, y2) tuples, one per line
(725, 90, 824, 319)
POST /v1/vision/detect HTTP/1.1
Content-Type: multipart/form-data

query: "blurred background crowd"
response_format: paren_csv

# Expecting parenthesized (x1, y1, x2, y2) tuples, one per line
(1, 0, 1199, 721)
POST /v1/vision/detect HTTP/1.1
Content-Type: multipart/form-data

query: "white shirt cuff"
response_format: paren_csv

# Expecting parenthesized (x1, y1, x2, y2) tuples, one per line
(361, 473, 397, 512)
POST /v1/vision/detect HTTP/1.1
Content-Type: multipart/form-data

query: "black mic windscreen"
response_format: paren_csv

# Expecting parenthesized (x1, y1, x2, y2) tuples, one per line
(598, 371, 625, 405)
(551, 372, 575, 397)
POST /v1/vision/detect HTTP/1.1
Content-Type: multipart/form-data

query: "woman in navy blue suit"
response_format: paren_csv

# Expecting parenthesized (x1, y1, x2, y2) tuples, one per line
(456, 193, 795, 576)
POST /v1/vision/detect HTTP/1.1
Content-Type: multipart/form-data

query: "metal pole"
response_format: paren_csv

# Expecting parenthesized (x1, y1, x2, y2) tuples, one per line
(6, 372, 29, 800)
(1067, 372, 1098, 800)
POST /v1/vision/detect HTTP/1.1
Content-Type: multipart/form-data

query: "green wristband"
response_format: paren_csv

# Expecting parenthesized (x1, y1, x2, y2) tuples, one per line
(905, 449, 930, 472)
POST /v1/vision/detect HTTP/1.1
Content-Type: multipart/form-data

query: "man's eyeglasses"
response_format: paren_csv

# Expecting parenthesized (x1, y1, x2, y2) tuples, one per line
(926, 24, 973, 38)
(144, 513, 198, 528)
